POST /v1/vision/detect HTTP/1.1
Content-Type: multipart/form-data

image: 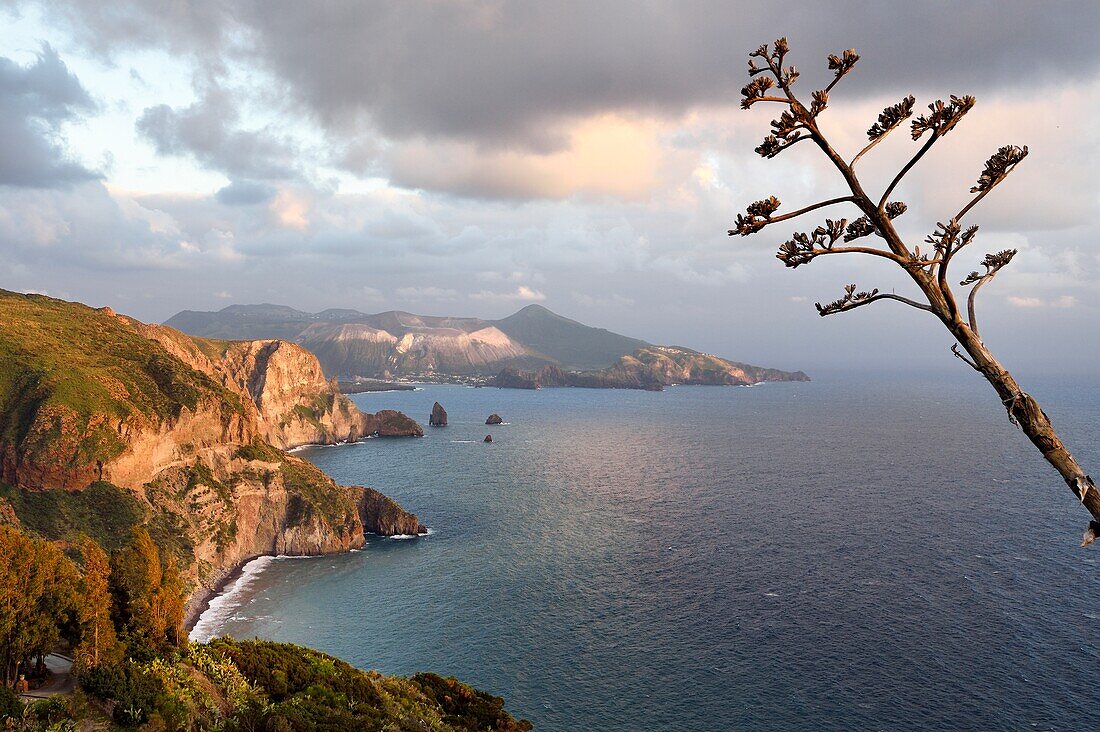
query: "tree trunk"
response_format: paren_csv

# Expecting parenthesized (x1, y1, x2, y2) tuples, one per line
(954, 324, 1100, 542)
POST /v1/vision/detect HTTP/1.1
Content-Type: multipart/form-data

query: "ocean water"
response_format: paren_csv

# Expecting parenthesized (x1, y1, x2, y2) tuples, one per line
(193, 374, 1100, 730)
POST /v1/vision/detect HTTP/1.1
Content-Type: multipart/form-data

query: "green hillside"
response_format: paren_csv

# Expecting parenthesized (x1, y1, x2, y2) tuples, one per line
(0, 290, 239, 474)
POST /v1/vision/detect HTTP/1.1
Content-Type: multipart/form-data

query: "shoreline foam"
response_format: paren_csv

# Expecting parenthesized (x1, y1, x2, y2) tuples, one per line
(187, 555, 275, 642)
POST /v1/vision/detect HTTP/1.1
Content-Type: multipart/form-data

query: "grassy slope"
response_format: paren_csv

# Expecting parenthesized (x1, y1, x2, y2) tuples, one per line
(0, 480, 144, 550)
(0, 290, 239, 467)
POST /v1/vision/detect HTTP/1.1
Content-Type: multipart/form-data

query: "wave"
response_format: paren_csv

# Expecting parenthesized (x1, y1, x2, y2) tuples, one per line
(189, 556, 276, 642)
(389, 527, 434, 540)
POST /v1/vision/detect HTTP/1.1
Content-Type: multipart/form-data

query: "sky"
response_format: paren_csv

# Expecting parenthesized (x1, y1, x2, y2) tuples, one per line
(1, 0, 1098, 375)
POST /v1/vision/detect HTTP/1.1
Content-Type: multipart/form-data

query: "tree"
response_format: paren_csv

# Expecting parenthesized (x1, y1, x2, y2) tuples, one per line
(74, 535, 119, 672)
(158, 554, 186, 648)
(110, 528, 165, 649)
(0, 527, 79, 687)
(731, 38, 1100, 544)
(109, 528, 186, 651)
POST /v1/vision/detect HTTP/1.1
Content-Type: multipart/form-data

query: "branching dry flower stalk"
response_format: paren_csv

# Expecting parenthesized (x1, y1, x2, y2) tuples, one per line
(731, 38, 1100, 545)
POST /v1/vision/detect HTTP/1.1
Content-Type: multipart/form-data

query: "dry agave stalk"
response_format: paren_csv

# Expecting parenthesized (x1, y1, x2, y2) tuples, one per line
(730, 38, 1100, 546)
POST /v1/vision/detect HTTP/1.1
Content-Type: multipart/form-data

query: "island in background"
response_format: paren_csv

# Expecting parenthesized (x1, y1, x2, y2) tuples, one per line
(167, 302, 808, 389)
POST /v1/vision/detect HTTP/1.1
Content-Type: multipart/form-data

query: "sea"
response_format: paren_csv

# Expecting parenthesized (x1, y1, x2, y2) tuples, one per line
(189, 372, 1100, 730)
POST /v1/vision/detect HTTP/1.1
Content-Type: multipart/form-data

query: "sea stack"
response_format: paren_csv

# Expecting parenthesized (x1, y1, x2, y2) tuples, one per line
(486, 413, 503, 425)
(484, 434, 493, 443)
(429, 401, 448, 427)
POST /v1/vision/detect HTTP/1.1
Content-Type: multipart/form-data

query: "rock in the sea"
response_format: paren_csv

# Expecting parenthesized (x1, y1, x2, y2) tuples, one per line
(363, 409, 424, 437)
(356, 487, 427, 536)
(429, 401, 448, 427)
(486, 413, 503, 425)
(484, 434, 493, 443)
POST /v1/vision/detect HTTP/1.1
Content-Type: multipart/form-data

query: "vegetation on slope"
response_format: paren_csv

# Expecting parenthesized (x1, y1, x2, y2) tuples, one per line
(0, 289, 241, 475)
(0, 524, 531, 730)
(0, 480, 144, 551)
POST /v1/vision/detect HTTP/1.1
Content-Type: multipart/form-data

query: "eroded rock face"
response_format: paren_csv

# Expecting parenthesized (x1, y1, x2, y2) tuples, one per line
(0, 292, 427, 599)
(429, 402, 447, 427)
(486, 414, 503, 425)
(138, 323, 422, 449)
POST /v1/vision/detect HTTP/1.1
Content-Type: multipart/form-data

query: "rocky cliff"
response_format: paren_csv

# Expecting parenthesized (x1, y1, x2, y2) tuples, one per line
(0, 289, 426, 595)
(133, 322, 423, 449)
(493, 346, 810, 390)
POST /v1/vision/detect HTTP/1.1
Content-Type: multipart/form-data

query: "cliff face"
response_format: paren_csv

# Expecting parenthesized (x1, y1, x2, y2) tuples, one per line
(0, 290, 426, 594)
(145, 442, 424, 586)
(493, 346, 810, 390)
(135, 323, 424, 449)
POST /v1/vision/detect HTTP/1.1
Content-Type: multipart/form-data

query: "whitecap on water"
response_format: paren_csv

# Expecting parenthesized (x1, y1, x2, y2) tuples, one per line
(189, 555, 276, 643)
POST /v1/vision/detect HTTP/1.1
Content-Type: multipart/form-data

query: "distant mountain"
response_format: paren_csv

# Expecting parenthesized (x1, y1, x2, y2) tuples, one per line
(165, 303, 804, 383)
(165, 303, 649, 378)
(493, 345, 810, 390)
(493, 304, 649, 371)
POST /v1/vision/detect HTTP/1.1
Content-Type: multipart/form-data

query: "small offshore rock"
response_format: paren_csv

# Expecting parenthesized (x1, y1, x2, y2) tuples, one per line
(486, 414, 503, 425)
(429, 401, 448, 427)
(484, 434, 493, 443)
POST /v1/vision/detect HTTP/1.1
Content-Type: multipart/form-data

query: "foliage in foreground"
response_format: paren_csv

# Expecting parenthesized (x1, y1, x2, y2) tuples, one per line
(0, 522, 531, 730)
(73, 640, 533, 730)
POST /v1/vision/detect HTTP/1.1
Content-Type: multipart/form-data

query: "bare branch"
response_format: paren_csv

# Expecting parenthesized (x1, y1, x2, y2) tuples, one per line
(776, 218, 906, 268)
(756, 109, 810, 158)
(751, 37, 806, 109)
(851, 95, 915, 168)
(877, 96, 976, 208)
(824, 49, 860, 93)
(736, 38, 1100, 540)
(961, 249, 1018, 335)
(911, 95, 976, 140)
(810, 89, 828, 117)
(729, 196, 855, 237)
(954, 145, 1029, 223)
(879, 135, 936, 208)
(843, 202, 907, 242)
(741, 76, 778, 109)
(951, 343, 980, 371)
(930, 221, 979, 315)
(815, 283, 933, 316)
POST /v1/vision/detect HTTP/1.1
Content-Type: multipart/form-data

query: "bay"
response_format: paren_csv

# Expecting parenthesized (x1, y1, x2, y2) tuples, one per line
(194, 374, 1100, 730)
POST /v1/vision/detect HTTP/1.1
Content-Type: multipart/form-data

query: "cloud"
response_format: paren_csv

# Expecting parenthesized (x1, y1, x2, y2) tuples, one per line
(215, 180, 276, 206)
(1007, 295, 1077, 308)
(36, 1, 1100, 152)
(471, 286, 547, 302)
(268, 187, 310, 230)
(394, 286, 459, 300)
(136, 85, 298, 180)
(0, 44, 99, 187)
(388, 114, 671, 200)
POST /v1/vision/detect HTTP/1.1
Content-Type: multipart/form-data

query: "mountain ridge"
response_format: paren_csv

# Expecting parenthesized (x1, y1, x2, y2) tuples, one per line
(165, 302, 807, 383)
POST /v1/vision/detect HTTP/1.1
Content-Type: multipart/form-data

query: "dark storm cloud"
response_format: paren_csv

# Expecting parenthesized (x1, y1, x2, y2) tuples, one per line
(31, 0, 1100, 150)
(136, 86, 298, 180)
(0, 44, 98, 187)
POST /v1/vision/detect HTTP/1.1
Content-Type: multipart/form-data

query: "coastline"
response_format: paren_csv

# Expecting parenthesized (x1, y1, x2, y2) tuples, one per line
(183, 556, 258, 635)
